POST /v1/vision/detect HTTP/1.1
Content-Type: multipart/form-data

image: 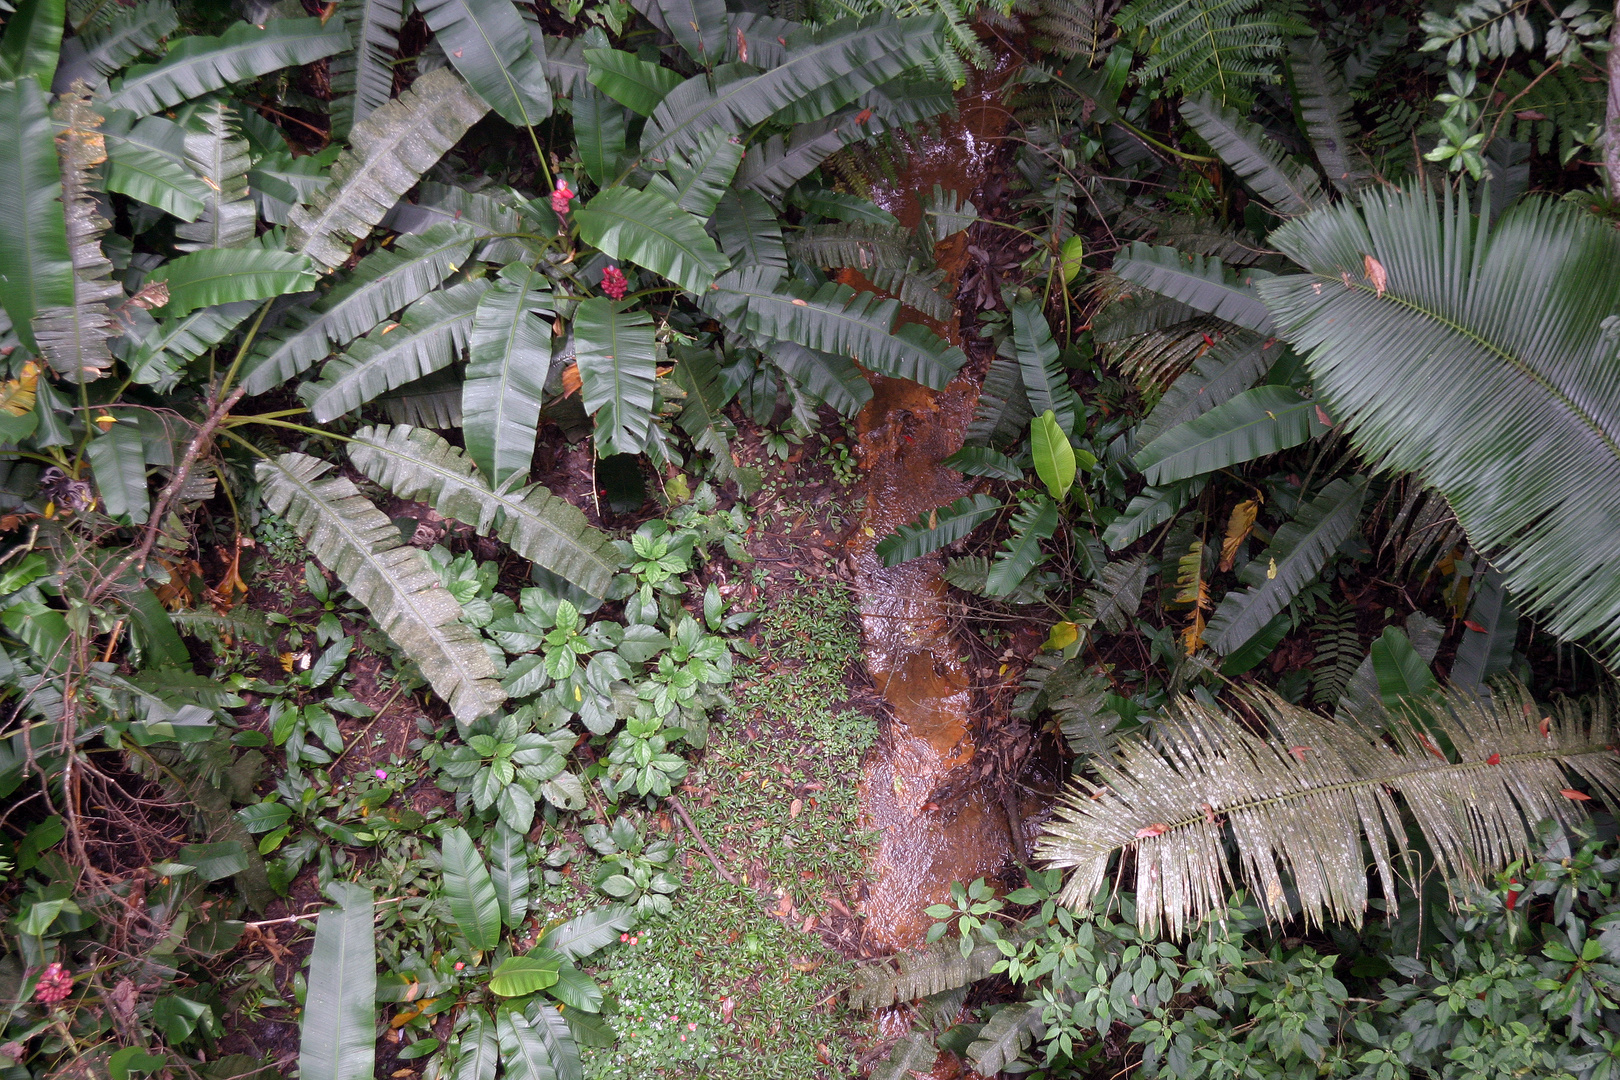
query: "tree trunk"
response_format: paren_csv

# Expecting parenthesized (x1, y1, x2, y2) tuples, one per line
(1608, 2, 1620, 198)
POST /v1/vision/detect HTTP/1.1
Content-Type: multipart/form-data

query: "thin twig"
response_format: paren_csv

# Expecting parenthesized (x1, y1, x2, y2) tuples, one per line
(667, 794, 740, 886)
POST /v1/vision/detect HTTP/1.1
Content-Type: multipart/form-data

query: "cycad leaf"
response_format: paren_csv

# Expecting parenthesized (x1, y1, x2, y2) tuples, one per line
(86, 421, 148, 523)
(1102, 478, 1206, 551)
(650, 128, 742, 217)
(103, 18, 350, 117)
(487, 821, 529, 929)
(1037, 685, 1620, 937)
(876, 494, 1001, 567)
(1137, 331, 1281, 444)
(289, 68, 489, 272)
(305, 278, 489, 421)
(986, 494, 1058, 596)
(574, 297, 656, 457)
(52, 0, 177, 91)
(1011, 300, 1078, 433)
(1204, 475, 1367, 653)
(572, 84, 626, 187)
(174, 102, 255, 250)
(1258, 188, 1620, 668)
(462, 265, 552, 487)
(711, 266, 963, 389)
(1111, 243, 1274, 333)
(347, 424, 619, 598)
(1133, 385, 1327, 485)
(242, 222, 476, 394)
(417, 0, 551, 127)
(538, 903, 635, 960)
(329, 0, 403, 137)
(440, 826, 501, 950)
(638, 14, 945, 160)
(1287, 35, 1369, 196)
(298, 882, 375, 1080)
(256, 453, 505, 723)
(584, 47, 681, 116)
(1179, 93, 1323, 216)
(0, 78, 73, 354)
(574, 186, 728, 295)
(147, 249, 318, 317)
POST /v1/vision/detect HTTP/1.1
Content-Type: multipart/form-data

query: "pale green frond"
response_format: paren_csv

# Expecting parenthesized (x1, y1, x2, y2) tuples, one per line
(289, 68, 490, 272)
(241, 222, 477, 395)
(304, 278, 489, 422)
(1258, 188, 1620, 668)
(1036, 684, 1620, 937)
(174, 101, 256, 251)
(329, 0, 403, 137)
(461, 265, 552, 487)
(348, 425, 620, 599)
(256, 452, 505, 724)
(1115, 0, 1299, 105)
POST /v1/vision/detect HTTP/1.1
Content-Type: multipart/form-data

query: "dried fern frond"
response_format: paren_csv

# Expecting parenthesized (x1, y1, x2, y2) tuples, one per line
(1037, 684, 1620, 937)
(849, 936, 1009, 1010)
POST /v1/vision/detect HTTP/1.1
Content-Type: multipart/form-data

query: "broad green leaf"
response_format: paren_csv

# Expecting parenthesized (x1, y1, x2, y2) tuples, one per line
(965, 351, 1032, 448)
(574, 186, 728, 295)
(1287, 35, 1371, 196)
(440, 826, 501, 951)
(1102, 478, 1206, 551)
(53, 0, 178, 91)
(105, 140, 208, 220)
(1450, 568, 1518, 689)
(462, 265, 552, 487)
(1030, 410, 1075, 501)
(306, 279, 489, 421)
(985, 494, 1059, 596)
(1370, 626, 1437, 712)
(710, 189, 786, 272)
(87, 420, 149, 524)
(488, 955, 560, 997)
(497, 1009, 561, 1080)
(330, 0, 404, 136)
(104, 18, 351, 117)
(648, 129, 743, 217)
(574, 298, 655, 457)
(629, 0, 726, 65)
(417, 0, 551, 128)
(451, 1010, 499, 1080)
(290, 69, 490, 271)
(1204, 476, 1369, 653)
(537, 903, 634, 960)
(177, 840, 249, 881)
(297, 882, 375, 1080)
(487, 821, 530, 929)
(572, 84, 626, 186)
(1111, 242, 1274, 333)
(544, 966, 601, 1015)
(1137, 332, 1282, 445)
(584, 47, 681, 115)
(257, 453, 505, 723)
(767, 342, 871, 417)
(876, 494, 1001, 567)
(1011, 301, 1078, 434)
(1133, 385, 1327, 485)
(147, 249, 317, 318)
(0, 78, 73, 353)
(174, 102, 255, 251)
(128, 301, 257, 392)
(943, 445, 1023, 481)
(242, 223, 477, 394)
(1180, 93, 1324, 215)
(0, 0, 65, 87)
(349, 425, 619, 597)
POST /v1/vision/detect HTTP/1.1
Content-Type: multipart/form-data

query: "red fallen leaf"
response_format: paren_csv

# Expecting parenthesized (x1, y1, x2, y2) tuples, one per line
(1540, 717, 1553, 738)
(1315, 405, 1333, 427)
(1202, 803, 1217, 824)
(1201, 333, 1215, 346)
(854, 107, 873, 124)
(1417, 734, 1447, 761)
(1464, 620, 1487, 632)
(735, 28, 748, 63)
(1288, 746, 1311, 760)
(1561, 789, 1593, 801)
(1505, 881, 1521, 910)
(1135, 823, 1170, 838)
(1485, 753, 1501, 765)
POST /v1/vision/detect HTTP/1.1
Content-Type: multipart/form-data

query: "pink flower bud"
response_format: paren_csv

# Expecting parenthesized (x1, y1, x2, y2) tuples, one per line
(551, 179, 575, 215)
(601, 266, 628, 300)
(34, 963, 72, 1005)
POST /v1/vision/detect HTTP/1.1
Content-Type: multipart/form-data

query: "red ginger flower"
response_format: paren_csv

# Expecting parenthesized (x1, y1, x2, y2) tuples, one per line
(601, 266, 628, 300)
(34, 963, 71, 1005)
(551, 178, 575, 214)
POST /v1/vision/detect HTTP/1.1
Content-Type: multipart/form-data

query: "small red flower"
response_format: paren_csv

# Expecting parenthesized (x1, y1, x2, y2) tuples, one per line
(601, 266, 628, 300)
(551, 179, 575, 215)
(34, 963, 71, 1005)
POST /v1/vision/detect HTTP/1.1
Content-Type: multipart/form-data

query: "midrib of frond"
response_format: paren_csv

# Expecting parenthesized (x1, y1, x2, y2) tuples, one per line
(1310, 273, 1620, 472)
(1097, 741, 1614, 847)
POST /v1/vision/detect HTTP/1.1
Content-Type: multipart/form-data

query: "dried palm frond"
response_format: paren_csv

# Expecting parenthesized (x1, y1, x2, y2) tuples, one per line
(1037, 683, 1620, 937)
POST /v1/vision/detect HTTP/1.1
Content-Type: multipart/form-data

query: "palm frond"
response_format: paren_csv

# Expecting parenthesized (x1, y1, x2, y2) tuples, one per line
(1258, 188, 1620, 669)
(256, 452, 506, 724)
(289, 69, 489, 272)
(1037, 684, 1620, 936)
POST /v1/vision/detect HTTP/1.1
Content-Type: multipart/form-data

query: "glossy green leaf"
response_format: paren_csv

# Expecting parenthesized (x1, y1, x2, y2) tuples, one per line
(1133, 385, 1327, 485)
(440, 826, 501, 951)
(584, 47, 681, 115)
(489, 955, 561, 997)
(1030, 410, 1075, 502)
(574, 298, 656, 457)
(417, 0, 551, 127)
(148, 249, 318, 318)
(985, 494, 1059, 596)
(87, 421, 150, 524)
(297, 882, 375, 1080)
(574, 186, 728, 296)
(0, 0, 66, 87)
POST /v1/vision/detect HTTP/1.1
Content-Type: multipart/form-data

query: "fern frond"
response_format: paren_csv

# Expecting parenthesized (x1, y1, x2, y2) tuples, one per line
(257, 452, 506, 724)
(1027, 0, 1123, 60)
(1038, 683, 1620, 936)
(1308, 600, 1359, 707)
(850, 937, 1008, 1009)
(1116, 0, 1302, 105)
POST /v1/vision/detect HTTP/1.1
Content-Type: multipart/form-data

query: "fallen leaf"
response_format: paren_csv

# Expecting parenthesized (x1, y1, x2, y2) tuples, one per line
(1417, 733, 1448, 761)
(1540, 717, 1552, 738)
(1485, 753, 1501, 765)
(1315, 405, 1333, 428)
(1288, 746, 1311, 760)
(1201, 803, 1217, 824)
(1135, 823, 1169, 838)
(790, 298, 809, 307)
(1464, 620, 1487, 632)
(789, 798, 802, 819)
(1364, 254, 1388, 297)
(1219, 499, 1260, 572)
(560, 362, 581, 398)
(1561, 789, 1593, 801)
(721, 997, 736, 1023)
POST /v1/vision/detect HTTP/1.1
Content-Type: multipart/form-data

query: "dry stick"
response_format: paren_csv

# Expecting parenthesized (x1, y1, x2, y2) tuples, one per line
(667, 793, 740, 887)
